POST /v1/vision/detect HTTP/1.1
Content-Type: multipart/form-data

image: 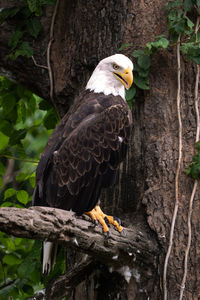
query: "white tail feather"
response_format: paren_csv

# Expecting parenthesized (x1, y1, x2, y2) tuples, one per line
(42, 241, 54, 275)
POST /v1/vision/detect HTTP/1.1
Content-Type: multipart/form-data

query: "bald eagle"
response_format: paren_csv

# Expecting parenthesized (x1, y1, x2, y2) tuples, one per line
(33, 54, 133, 274)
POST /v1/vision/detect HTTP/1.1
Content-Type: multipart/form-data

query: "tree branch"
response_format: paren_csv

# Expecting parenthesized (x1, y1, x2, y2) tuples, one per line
(28, 256, 96, 300)
(45, 256, 96, 299)
(0, 206, 159, 268)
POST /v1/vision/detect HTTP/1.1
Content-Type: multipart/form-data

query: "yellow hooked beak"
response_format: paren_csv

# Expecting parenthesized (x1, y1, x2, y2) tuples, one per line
(113, 66, 133, 90)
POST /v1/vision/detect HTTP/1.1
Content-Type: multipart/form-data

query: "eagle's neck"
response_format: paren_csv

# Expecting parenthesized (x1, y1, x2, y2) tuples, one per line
(86, 69, 125, 99)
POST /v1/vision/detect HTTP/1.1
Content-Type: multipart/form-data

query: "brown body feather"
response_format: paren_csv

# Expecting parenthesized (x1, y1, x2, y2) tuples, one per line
(33, 90, 132, 214)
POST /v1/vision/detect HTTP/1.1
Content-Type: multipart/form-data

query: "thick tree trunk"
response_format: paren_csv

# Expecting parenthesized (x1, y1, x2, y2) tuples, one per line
(0, 0, 199, 299)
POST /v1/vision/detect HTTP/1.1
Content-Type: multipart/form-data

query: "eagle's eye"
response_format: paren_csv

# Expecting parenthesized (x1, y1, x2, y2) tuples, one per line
(113, 64, 119, 70)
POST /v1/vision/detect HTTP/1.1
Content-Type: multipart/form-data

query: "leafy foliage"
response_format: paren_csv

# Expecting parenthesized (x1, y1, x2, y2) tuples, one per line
(186, 142, 200, 179)
(0, 76, 59, 299)
(166, 0, 200, 64)
(123, 36, 169, 108)
(123, 0, 200, 185)
(0, 0, 56, 59)
(124, 0, 200, 109)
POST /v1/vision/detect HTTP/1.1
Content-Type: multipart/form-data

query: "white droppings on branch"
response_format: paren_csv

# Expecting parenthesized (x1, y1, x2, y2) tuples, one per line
(117, 266, 132, 283)
(72, 237, 79, 247)
(112, 254, 119, 260)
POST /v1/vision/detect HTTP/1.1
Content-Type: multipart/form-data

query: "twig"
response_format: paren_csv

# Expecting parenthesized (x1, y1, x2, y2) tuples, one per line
(163, 33, 182, 300)
(28, 256, 95, 300)
(0, 279, 16, 291)
(47, 0, 60, 107)
(0, 155, 38, 164)
(2, 159, 14, 189)
(179, 16, 200, 300)
(45, 256, 96, 299)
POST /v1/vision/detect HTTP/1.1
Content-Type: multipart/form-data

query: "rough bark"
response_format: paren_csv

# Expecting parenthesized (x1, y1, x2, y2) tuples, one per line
(0, 206, 158, 265)
(0, 0, 200, 299)
(0, 206, 159, 299)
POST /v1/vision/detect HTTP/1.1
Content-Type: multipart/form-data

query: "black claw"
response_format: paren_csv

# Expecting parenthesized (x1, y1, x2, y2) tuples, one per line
(104, 231, 110, 239)
(104, 216, 109, 226)
(121, 229, 126, 237)
(93, 219, 98, 226)
(114, 216, 121, 226)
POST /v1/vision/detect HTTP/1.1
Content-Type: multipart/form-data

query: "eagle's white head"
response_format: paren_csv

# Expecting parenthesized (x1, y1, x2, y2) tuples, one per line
(86, 54, 133, 100)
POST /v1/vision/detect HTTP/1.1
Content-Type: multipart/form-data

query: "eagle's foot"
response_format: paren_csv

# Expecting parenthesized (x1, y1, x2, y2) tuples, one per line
(85, 205, 124, 235)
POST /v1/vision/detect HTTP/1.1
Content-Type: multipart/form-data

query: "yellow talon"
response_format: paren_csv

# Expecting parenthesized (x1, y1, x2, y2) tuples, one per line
(85, 205, 123, 234)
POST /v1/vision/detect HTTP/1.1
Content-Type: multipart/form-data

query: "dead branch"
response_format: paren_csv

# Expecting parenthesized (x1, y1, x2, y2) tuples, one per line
(45, 256, 96, 299)
(28, 256, 95, 300)
(0, 206, 159, 268)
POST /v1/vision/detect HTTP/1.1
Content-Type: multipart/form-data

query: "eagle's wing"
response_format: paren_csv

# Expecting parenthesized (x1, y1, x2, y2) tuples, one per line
(34, 102, 131, 214)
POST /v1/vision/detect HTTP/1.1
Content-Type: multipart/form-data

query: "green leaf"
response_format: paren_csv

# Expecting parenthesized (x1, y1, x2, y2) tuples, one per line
(16, 85, 26, 98)
(4, 188, 16, 200)
(27, 0, 42, 15)
(3, 254, 22, 265)
(158, 37, 169, 49)
(127, 99, 134, 111)
(8, 30, 24, 50)
(12, 42, 34, 59)
(0, 279, 19, 298)
(1, 92, 16, 116)
(16, 190, 29, 205)
(1, 201, 13, 207)
(0, 7, 21, 24)
(180, 42, 192, 54)
(191, 56, 200, 65)
(43, 108, 58, 129)
(137, 68, 149, 78)
(125, 86, 136, 101)
(10, 129, 27, 146)
(39, 99, 52, 110)
(133, 77, 150, 90)
(131, 49, 144, 58)
(0, 176, 3, 189)
(173, 19, 185, 35)
(184, 0, 194, 11)
(29, 173, 36, 188)
(185, 16, 194, 29)
(0, 131, 10, 150)
(186, 163, 200, 179)
(0, 161, 6, 175)
(27, 18, 42, 38)
(17, 99, 27, 123)
(138, 55, 151, 70)
(165, 0, 183, 9)
(18, 241, 40, 278)
(16, 172, 29, 182)
(0, 120, 12, 137)
(28, 95, 37, 113)
(196, 141, 200, 151)
(146, 38, 169, 53)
